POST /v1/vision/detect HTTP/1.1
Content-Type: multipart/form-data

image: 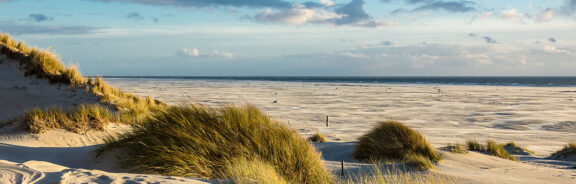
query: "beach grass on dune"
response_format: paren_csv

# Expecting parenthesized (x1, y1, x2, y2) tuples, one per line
(445, 143, 467, 154)
(504, 141, 535, 155)
(352, 120, 441, 170)
(486, 140, 518, 161)
(1, 32, 165, 133)
(308, 132, 328, 143)
(458, 139, 520, 161)
(549, 143, 576, 159)
(466, 139, 485, 152)
(221, 157, 289, 184)
(23, 104, 119, 133)
(100, 104, 332, 184)
(346, 162, 457, 184)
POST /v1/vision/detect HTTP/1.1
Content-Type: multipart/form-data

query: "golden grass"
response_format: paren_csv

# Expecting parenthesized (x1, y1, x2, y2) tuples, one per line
(1, 32, 164, 133)
(308, 132, 328, 143)
(352, 120, 441, 170)
(22, 104, 118, 133)
(504, 142, 535, 155)
(101, 104, 332, 184)
(445, 143, 467, 154)
(486, 140, 518, 161)
(345, 163, 457, 184)
(221, 157, 289, 184)
(466, 139, 485, 152)
(549, 143, 576, 159)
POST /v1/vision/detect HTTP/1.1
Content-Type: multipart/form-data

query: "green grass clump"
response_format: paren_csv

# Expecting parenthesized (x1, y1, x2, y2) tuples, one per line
(486, 140, 518, 161)
(466, 139, 485, 152)
(549, 143, 576, 159)
(352, 120, 441, 170)
(445, 143, 467, 154)
(102, 104, 332, 183)
(308, 132, 328, 143)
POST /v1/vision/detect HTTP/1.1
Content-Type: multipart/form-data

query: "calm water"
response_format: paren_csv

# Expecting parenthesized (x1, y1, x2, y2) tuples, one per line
(102, 76, 576, 87)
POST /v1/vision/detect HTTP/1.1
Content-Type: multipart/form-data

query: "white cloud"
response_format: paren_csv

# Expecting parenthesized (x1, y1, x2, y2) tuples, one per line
(254, 6, 341, 25)
(177, 48, 234, 58)
(536, 8, 555, 22)
(337, 51, 370, 58)
(501, 8, 524, 20)
(319, 0, 335, 7)
(542, 45, 575, 55)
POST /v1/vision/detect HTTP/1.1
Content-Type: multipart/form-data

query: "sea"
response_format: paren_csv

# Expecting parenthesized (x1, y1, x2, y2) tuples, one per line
(102, 76, 576, 87)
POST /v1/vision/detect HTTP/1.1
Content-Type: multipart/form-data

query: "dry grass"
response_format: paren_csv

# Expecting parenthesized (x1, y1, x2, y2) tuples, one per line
(308, 132, 328, 143)
(1, 32, 164, 133)
(504, 142, 535, 155)
(466, 139, 485, 152)
(445, 143, 467, 154)
(101, 104, 332, 184)
(22, 104, 118, 133)
(486, 140, 518, 161)
(221, 157, 289, 184)
(352, 120, 441, 170)
(549, 143, 576, 159)
(345, 163, 457, 184)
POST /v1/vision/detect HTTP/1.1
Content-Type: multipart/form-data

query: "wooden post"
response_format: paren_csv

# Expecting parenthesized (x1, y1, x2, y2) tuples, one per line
(341, 160, 345, 177)
(325, 116, 329, 127)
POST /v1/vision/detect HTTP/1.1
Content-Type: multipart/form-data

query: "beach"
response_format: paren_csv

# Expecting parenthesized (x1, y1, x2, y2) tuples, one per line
(107, 78, 576, 154)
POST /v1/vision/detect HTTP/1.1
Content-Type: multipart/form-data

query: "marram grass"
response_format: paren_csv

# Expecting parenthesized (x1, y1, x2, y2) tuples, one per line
(101, 104, 333, 184)
(486, 140, 518, 161)
(345, 162, 458, 184)
(1, 31, 164, 133)
(23, 104, 119, 133)
(549, 143, 576, 159)
(308, 132, 328, 143)
(352, 120, 441, 170)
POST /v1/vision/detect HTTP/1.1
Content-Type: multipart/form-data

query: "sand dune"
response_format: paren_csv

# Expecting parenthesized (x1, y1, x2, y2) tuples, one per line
(0, 52, 210, 183)
(0, 55, 99, 123)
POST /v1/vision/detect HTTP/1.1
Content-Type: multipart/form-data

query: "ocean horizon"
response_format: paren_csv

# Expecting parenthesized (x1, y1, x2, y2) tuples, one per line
(101, 76, 576, 87)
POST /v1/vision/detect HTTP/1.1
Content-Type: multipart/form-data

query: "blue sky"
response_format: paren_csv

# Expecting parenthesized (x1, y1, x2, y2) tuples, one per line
(0, 0, 575, 76)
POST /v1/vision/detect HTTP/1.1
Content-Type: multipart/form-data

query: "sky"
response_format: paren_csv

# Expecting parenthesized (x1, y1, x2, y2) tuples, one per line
(0, 0, 575, 76)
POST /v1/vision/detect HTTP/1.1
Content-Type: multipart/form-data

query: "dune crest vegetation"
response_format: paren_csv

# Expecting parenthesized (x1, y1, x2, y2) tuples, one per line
(308, 132, 328, 143)
(100, 104, 333, 184)
(352, 120, 442, 170)
(0, 32, 163, 133)
(448, 139, 519, 161)
(549, 143, 576, 160)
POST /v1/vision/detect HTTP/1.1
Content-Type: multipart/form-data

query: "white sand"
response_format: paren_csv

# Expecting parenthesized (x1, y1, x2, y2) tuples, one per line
(0, 55, 209, 183)
(107, 78, 576, 183)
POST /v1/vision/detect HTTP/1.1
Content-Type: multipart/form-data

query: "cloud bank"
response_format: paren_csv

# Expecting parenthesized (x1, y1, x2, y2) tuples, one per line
(177, 48, 234, 59)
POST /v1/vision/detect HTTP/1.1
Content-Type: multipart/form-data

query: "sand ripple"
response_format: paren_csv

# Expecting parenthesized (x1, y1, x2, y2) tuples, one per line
(0, 162, 44, 184)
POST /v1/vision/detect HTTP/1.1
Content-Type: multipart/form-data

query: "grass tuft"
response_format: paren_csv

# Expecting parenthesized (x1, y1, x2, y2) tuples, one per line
(101, 104, 332, 183)
(346, 162, 457, 184)
(504, 142, 535, 155)
(22, 104, 117, 133)
(221, 157, 289, 184)
(445, 143, 467, 154)
(352, 120, 441, 170)
(486, 140, 518, 161)
(308, 132, 328, 143)
(549, 143, 576, 159)
(466, 139, 485, 152)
